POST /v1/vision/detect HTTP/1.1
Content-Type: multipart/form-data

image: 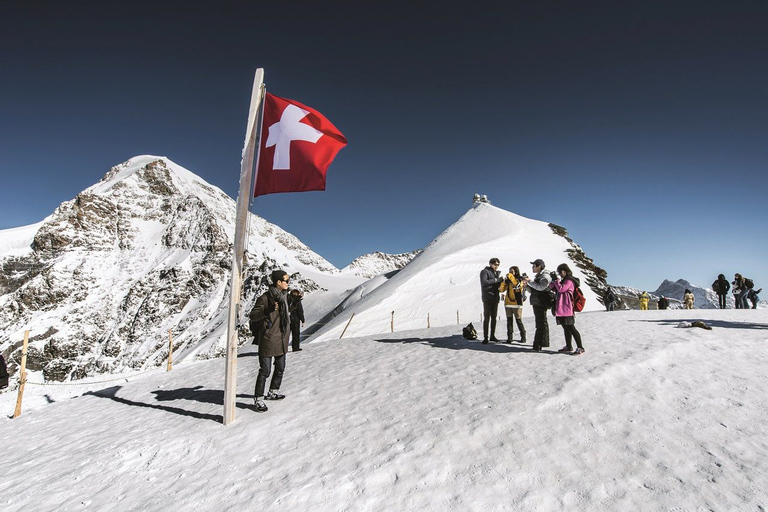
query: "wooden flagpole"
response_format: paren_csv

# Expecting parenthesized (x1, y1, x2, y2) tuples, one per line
(223, 68, 265, 426)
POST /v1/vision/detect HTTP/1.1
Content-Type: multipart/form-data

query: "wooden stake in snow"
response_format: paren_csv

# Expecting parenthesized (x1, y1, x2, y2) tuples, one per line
(12, 330, 30, 419)
(167, 330, 173, 372)
(339, 313, 355, 339)
(457, 310, 460, 325)
(428, 313, 430, 329)
(391, 311, 394, 333)
(223, 69, 265, 426)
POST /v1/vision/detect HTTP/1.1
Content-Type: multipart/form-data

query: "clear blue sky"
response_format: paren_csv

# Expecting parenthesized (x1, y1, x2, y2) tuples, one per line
(1, 1, 766, 293)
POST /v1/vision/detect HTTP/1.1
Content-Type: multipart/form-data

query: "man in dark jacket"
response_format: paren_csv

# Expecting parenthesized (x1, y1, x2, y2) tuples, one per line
(712, 274, 730, 309)
(524, 259, 551, 352)
(249, 269, 291, 413)
(657, 296, 669, 310)
(479, 258, 504, 343)
(288, 289, 305, 352)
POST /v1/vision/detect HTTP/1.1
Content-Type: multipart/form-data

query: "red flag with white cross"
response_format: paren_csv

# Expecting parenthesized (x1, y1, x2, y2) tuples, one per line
(253, 92, 347, 197)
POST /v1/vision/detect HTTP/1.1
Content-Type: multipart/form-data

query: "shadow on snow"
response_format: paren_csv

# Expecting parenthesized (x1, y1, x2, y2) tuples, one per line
(375, 335, 561, 354)
(86, 385, 260, 423)
(631, 319, 768, 330)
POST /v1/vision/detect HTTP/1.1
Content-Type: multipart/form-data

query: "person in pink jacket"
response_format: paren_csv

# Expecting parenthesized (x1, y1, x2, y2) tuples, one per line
(549, 263, 585, 355)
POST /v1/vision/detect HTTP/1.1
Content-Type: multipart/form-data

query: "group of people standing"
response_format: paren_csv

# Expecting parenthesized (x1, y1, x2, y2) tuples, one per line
(713, 273, 761, 309)
(480, 258, 585, 355)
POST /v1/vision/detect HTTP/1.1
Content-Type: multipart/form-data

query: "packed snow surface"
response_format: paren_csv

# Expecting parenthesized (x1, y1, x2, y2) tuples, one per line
(2, 308, 766, 511)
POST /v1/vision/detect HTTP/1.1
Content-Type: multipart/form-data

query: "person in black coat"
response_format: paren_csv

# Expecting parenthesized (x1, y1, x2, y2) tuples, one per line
(288, 289, 305, 352)
(479, 258, 504, 343)
(712, 274, 730, 309)
(249, 269, 291, 413)
(657, 296, 669, 310)
(524, 258, 552, 352)
(0, 353, 9, 389)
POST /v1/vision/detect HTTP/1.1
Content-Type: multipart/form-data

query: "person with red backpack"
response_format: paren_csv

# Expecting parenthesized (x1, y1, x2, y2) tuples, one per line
(549, 263, 585, 355)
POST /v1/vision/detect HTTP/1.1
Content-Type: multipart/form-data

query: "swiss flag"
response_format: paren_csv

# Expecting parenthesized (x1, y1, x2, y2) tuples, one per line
(254, 93, 347, 197)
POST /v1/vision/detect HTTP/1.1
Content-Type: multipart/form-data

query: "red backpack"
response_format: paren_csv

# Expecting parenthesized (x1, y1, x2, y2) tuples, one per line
(573, 286, 586, 312)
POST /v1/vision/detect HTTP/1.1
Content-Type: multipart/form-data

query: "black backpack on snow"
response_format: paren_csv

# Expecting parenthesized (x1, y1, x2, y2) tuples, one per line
(745, 278, 754, 289)
(462, 323, 478, 340)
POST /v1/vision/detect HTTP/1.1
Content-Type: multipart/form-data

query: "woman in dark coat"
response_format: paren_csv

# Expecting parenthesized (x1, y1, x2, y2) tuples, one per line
(712, 274, 730, 309)
(249, 269, 291, 412)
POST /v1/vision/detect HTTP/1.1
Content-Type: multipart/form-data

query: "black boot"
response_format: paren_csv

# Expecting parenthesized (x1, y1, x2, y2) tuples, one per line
(516, 317, 527, 344)
(506, 317, 514, 342)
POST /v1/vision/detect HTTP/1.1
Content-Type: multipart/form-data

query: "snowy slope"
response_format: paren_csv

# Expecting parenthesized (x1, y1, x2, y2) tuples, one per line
(0, 156, 365, 382)
(309, 202, 609, 342)
(2, 308, 767, 511)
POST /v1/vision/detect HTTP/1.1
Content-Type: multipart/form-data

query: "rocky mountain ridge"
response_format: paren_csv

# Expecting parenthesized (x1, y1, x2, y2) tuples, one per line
(342, 250, 422, 278)
(0, 156, 359, 383)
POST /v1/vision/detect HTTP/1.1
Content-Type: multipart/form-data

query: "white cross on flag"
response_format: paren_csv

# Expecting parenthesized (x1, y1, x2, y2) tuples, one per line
(254, 93, 347, 197)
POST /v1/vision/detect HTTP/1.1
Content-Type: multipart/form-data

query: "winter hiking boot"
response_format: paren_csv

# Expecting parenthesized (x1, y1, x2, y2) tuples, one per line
(265, 391, 285, 400)
(558, 346, 573, 353)
(573, 347, 585, 355)
(482, 338, 489, 344)
(490, 336, 500, 342)
(254, 399, 268, 413)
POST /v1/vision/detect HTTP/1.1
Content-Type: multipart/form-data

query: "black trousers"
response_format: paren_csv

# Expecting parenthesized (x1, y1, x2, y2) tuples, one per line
(561, 324, 583, 350)
(718, 294, 727, 309)
(482, 301, 499, 339)
(532, 305, 550, 349)
(291, 320, 302, 351)
(255, 354, 286, 398)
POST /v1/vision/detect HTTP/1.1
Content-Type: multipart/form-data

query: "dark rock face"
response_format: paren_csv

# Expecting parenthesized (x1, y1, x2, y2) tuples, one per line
(548, 223, 615, 307)
(0, 157, 332, 382)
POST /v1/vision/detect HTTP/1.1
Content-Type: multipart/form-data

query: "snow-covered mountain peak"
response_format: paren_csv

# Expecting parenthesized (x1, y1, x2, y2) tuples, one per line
(0, 156, 362, 383)
(309, 202, 611, 342)
(342, 250, 422, 278)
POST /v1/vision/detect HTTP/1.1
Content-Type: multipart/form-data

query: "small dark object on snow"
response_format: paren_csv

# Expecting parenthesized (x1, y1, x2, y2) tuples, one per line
(677, 321, 712, 330)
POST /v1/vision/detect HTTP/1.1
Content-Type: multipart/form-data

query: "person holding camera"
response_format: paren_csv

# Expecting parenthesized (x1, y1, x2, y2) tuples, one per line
(524, 259, 551, 352)
(499, 266, 526, 343)
(550, 263, 585, 355)
(479, 257, 504, 343)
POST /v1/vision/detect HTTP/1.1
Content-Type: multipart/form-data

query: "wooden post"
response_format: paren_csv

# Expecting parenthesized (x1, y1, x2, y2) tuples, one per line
(167, 330, 173, 371)
(339, 313, 355, 339)
(427, 313, 430, 328)
(223, 68, 265, 426)
(391, 311, 394, 333)
(12, 330, 30, 419)
(457, 310, 460, 325)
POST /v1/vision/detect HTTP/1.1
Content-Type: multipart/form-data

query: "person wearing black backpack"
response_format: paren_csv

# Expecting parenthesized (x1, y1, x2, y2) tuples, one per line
(712, 274, 730, 309)
(549, 263, 585, 355)
(249, 269, 292, 413)
(524, 259, 551, 352)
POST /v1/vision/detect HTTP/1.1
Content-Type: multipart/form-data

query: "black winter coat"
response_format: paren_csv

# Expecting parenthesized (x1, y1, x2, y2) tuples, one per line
(480, 266, 503, 303)
(250, 292, 290, 357)
(288, 296, 305, 324)
(712, 278, 730, 296)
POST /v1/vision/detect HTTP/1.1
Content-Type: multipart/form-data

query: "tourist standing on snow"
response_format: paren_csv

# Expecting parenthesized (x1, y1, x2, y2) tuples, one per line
(683, 289, 695, 309)
(480, 258, 504, 343)
(732, 274, 747, 309)
(249, 269, 291, 413)
(639, 291, 650, 310)
(549, 263, 585, 355)
(524, 259, 551, 352)
(288, 289, 305, 352)
(712, 274, 730, 309)
(657, 296, 669, 310)
(747, 287, 761, 309)
(603, 287, 618, 311)
(499, 266, 526, 343)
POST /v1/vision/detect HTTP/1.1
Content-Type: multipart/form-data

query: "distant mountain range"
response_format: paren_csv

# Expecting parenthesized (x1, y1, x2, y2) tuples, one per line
(612, 278, 765, 309)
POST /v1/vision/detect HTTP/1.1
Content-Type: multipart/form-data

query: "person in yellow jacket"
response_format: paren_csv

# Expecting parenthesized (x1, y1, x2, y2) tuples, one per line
(683, 289, 695, 309)
(499, 266, 527, 343)
(639, 291, 650, 310)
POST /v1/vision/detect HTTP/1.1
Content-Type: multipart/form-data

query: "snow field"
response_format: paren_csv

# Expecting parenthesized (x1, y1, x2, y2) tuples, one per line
(1, 308, 766, 511)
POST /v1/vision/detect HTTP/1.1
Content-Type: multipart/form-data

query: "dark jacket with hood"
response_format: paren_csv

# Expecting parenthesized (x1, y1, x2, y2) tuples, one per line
(480, 266, 503, 303)
(288, 295, 305, 324)
(712, 276, 730, 296)
(249, 286, 290, 357)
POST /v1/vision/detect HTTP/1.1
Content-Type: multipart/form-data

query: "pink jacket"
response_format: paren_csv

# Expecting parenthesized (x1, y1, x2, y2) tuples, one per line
(550, 278, 575, 317)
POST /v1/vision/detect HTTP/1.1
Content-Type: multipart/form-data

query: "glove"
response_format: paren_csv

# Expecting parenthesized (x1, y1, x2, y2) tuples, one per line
(549, 272, 558, 281)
